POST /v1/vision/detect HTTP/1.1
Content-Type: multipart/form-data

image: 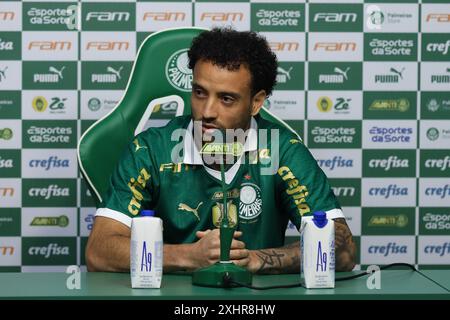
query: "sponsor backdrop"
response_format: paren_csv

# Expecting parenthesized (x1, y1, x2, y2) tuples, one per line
(0, 0, 449, 272)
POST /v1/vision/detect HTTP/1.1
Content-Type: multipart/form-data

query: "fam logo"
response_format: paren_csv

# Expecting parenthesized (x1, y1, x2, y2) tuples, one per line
(0, 11, 15, 21)
(368, 126, 413, 143)
(86, 12, 130, 22)
(200, 12, 244, 23)
(314, 42, 356, 52)
(165, 49, 192, 92)
(0, 128, 13, 140)
(317, 156, 354, 171)
(143, 12, 186, 22)
(86, 41, 129, 51)
(0, 187, 14, 197)
(316, 96, 351, 114)
(431, 68, 450, 84)
(425, 184, 450, 200)
(269, 41, 300, 53)
(314, 12, 357, 23)
(30, 215, 69, 227)
(425, 14, 450, 23)
(92, 65, 123, 84)
(28, 41, 71, 51)
(239, 183, 263, 221)
(33, 66, 65, 84)
(29, 156, 70, 171)
(0, 246, 14, 256)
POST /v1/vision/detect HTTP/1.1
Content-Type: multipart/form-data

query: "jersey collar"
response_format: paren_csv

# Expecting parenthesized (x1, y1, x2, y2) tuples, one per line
(182, 117, 258, 165)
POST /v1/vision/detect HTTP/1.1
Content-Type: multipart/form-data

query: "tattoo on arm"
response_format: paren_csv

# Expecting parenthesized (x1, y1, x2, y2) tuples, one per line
(254, 241, 300, 275)
(333, 218, 356, 272)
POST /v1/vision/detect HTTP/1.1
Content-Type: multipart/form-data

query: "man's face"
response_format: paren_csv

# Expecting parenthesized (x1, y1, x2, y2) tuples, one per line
(191, 59, 265, 141)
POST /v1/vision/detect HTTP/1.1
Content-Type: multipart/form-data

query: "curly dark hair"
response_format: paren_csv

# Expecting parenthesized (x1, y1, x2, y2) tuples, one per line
(188, 27, 278, 97)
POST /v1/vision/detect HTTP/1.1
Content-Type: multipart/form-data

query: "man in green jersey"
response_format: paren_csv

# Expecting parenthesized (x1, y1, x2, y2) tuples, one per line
(86, 28, 356, 274)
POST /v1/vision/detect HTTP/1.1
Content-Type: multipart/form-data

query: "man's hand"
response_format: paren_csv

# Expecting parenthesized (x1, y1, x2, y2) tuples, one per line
(194, 229, 250, 269)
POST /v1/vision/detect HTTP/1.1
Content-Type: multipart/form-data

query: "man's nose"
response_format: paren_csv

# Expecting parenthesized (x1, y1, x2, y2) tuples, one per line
(202, 98, 219, 120)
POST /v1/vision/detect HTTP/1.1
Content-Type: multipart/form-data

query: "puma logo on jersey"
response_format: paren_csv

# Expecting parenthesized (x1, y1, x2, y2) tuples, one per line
(133, 139, 147, 152)
(178, 202, 203, 221)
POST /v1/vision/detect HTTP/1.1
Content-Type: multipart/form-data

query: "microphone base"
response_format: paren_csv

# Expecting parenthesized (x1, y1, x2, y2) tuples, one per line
(192, 262, 252, 288)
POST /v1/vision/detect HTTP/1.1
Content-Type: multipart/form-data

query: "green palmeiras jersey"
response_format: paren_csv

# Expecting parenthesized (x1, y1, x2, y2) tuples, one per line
(96, 115, 344, 250)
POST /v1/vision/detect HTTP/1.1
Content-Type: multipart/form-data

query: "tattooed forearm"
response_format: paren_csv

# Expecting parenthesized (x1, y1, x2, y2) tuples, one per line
(252, 241, 301, 274)
(333, 218, 356, 272)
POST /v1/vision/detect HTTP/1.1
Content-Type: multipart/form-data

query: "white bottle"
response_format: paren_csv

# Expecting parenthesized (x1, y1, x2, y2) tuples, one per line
(300, 211, 335, 289)
(130, 210, 163, 288)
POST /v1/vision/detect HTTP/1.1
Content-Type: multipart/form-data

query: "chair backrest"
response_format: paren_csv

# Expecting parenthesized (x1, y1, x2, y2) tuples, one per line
(77, 27, 301, 208)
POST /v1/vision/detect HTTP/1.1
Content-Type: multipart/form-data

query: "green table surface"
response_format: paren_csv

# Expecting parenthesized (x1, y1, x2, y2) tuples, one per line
(422, 270, 450, 291)
(0, 270, 449, 300)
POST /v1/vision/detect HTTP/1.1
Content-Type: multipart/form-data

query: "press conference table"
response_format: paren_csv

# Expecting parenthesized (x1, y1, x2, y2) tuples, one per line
(0, 270, 449, 300)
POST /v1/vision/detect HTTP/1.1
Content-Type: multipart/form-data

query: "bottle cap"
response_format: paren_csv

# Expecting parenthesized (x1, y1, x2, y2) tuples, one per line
(141, 210, 155, 217)
(313, 211, 328, 228)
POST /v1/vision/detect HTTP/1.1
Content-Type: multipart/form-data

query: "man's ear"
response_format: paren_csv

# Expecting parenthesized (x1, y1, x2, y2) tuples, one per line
(251, 90, 267, 116)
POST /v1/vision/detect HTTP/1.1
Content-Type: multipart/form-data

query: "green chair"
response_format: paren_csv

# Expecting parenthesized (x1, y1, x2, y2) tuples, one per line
(77, 27, 301, 208)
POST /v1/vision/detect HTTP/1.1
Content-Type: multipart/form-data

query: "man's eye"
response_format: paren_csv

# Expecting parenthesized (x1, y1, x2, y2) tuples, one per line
(194, 89, 205, 97)
(222, 96, 234, 104)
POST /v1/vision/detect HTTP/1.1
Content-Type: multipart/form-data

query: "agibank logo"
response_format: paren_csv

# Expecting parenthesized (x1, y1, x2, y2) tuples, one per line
(166, 49, 192, 92)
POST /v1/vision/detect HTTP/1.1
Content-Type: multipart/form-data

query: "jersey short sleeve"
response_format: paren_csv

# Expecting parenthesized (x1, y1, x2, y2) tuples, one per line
(276, 136, 344, 230)
(95, 134, 157, 227)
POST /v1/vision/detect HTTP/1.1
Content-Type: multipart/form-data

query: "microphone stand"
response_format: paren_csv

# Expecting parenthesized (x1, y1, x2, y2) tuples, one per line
(192, 140, 252, 287)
